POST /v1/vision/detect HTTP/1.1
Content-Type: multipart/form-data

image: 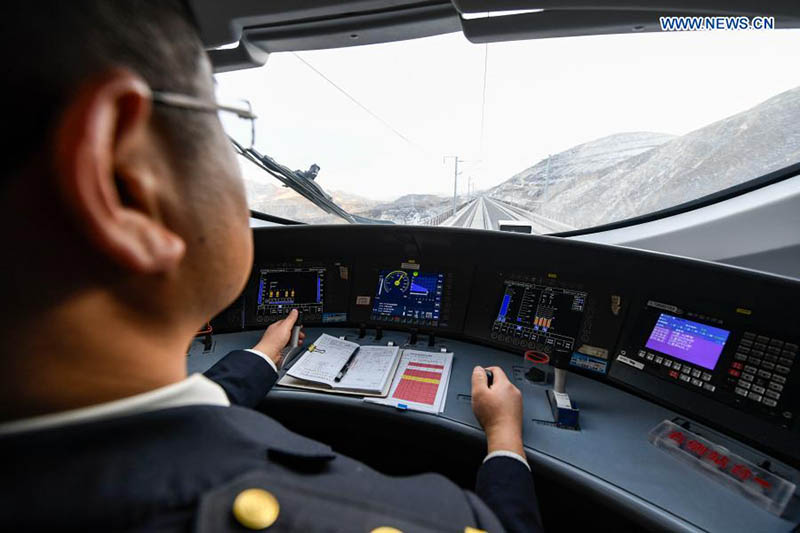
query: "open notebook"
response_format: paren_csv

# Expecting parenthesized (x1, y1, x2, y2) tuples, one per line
(278, 333, 402, 397)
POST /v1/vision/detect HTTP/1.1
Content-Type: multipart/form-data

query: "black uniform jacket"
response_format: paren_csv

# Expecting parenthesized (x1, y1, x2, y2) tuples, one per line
(0, 350, 543, 532)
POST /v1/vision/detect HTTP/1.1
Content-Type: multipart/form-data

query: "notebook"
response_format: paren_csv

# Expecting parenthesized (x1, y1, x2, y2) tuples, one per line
(279, 333, 402, 396)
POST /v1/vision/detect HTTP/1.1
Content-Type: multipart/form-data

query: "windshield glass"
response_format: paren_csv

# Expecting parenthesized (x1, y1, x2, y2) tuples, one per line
(216, 29, 800, 232)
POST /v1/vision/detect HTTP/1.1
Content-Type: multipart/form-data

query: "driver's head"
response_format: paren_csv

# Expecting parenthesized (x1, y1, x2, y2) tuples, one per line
(0, 1, 252, 335)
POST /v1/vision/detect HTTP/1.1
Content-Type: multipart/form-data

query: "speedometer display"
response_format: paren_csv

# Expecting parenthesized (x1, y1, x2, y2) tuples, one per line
(383, 270, 410, 294)
(372, 269, 444, 326)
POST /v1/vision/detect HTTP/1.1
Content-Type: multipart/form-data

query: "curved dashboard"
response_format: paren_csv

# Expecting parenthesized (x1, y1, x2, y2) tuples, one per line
(199, 224, 800, 530)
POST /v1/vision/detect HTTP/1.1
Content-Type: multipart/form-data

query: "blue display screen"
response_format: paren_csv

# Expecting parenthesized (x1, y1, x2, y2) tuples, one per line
(645, 313, 730, 370)
(256, 267, 324, 317)
(371, 269, 444, 326)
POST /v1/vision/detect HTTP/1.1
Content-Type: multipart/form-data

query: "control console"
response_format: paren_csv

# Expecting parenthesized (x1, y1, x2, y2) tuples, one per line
(612, 300, 797, 429)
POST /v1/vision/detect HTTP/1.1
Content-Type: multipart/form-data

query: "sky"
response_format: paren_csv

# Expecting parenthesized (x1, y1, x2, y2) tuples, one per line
(216, 29, 800, 201)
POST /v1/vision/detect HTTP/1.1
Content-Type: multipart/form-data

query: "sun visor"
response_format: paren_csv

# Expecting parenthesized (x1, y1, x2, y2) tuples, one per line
(208, 39, 269, 73)
(452, 0, 800, 17)
(453, 0, 800, 43)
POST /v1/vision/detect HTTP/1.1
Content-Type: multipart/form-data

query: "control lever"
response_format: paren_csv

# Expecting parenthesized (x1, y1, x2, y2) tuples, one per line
(358, 323, 367, 339)
(290, 325, 302, 349)
(427, 332, 436, 347)
(546, 347, 580, 428)
(551, 347, 570, 394)
(289, 312, 303, 348)
(375, 326, 383, 341)
(409, 328, 418, 345)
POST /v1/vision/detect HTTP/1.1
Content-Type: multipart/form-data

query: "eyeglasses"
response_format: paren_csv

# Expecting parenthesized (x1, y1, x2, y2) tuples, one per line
(151, 90, 257, 150)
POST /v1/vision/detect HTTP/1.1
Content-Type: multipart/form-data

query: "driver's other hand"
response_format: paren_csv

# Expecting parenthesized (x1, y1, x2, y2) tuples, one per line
(471, 366, 524, 454)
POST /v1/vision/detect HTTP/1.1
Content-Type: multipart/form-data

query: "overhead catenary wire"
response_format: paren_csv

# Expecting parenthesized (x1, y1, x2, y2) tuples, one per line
(478, 43, 489, 192)
(291, 52, 433, 158)
(479, 43, 489, 157)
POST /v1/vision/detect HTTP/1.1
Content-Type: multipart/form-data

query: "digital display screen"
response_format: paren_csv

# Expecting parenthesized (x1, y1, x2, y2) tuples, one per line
(371, 269, 444, 326)
(492, 280, 587, 351)
(256, 267, 324, 317)
(645, 313, 730, 370)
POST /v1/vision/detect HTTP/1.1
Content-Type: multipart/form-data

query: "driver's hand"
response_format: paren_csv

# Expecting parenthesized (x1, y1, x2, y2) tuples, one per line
(471, 366, 525, 456)
(251, 309, 305, 368)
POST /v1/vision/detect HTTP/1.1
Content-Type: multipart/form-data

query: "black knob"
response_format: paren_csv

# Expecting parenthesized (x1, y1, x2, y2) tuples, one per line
(550, 347, 571, 369)
(525, 366, 545, 383)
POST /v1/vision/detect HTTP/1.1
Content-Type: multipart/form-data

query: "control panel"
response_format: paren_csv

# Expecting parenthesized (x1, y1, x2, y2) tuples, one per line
(225, 224, 800, 466)
(490, 279, 587, 352)
(613, 300, 797, 429)
(256, 266, 325, 321)
(244, 262, 351, 327)
(477, 274, 625, 378)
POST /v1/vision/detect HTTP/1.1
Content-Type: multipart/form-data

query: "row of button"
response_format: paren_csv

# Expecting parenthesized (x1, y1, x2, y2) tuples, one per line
(490, 328, 573, 351)
(735, 381, 781, 398)
(667, 368, 716, 392)
(734, 386, 779, 408)
(374, 315, 440, 327)
(742, 331, 798, 349)
(733, 349, 795, 370)
(638, 349, 715, 391)
(740, 332, 798, 358)
(728, 362, 791, 379)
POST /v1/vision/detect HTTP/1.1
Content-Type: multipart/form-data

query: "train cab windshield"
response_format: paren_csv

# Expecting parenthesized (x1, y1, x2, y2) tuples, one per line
(4, 2, 800, 532)
(216, 29, 800, 233)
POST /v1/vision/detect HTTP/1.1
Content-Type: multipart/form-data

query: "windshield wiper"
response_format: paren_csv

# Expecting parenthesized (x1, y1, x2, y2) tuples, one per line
(232, 140, 388, 224)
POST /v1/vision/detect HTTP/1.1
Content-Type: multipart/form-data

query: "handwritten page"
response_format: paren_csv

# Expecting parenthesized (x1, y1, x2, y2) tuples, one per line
(337, 345, 400, 393)
(286, 333, 359, 386)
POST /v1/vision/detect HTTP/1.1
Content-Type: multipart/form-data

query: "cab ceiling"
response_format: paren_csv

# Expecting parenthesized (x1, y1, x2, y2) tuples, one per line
(188, 0, 800, 71)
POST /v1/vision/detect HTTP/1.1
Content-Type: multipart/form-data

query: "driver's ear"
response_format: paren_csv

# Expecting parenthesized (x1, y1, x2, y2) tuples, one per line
(52, 69, 185, 274)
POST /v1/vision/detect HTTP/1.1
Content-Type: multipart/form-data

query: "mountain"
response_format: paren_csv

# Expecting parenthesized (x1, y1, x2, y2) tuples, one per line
(354, 194, 452, 224)
(489, 132, 676, 206)
(243, 177, 452, 225)
(243, 179, 380, 224)
(489, 87, 800, 229)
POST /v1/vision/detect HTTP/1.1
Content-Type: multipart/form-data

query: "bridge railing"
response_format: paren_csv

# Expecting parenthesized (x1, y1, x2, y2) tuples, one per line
(421, 200, 473, 226)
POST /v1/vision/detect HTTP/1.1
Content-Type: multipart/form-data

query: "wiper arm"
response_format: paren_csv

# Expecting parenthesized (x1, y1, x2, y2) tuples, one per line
(233, 140, 387, 224)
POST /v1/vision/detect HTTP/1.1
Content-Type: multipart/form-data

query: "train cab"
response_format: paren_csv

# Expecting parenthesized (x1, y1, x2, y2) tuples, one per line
(3, 1, 800, 532)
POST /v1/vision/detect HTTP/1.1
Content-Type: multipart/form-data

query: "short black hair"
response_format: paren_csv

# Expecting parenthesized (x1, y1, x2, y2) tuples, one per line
(1, 0, 209, 179)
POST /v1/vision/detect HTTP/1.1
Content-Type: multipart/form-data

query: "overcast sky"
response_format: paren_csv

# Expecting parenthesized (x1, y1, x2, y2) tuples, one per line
(217, 29, 800, 200)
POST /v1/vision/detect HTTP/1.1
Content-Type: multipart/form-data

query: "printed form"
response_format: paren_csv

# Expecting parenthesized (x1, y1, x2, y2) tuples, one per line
(366, 350, 453, 414)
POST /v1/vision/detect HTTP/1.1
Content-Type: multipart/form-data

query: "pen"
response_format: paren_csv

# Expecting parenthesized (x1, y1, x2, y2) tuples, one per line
(334, 346, 360, 382)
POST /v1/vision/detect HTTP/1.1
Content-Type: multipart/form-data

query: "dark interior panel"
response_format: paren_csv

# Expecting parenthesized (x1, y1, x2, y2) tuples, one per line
(210, 224, 800, 469)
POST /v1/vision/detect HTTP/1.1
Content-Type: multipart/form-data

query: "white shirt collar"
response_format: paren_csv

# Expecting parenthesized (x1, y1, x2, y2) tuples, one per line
(0, 373, 229, 437)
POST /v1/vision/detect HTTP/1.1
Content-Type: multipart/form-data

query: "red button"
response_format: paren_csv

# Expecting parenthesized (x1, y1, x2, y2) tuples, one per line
(728, 369, 741, 377)
(669, 370, 679, 379)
